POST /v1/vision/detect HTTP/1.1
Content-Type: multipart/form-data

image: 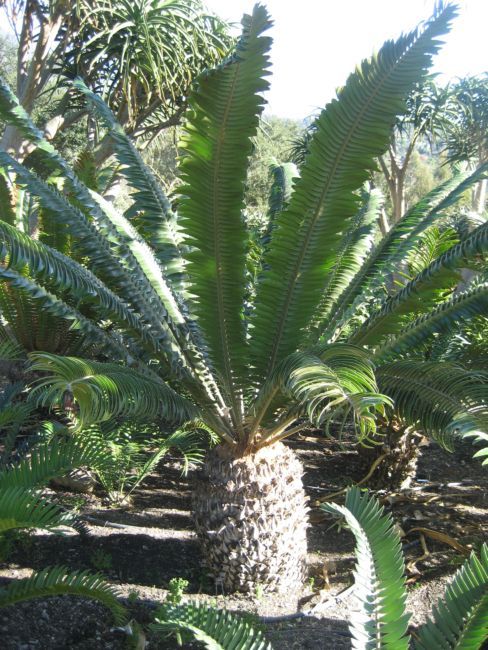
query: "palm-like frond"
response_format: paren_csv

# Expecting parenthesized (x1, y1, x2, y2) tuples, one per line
(72, 0, 232, 129)
(0, 435, 111, 489)
(0, 169, 15, 225)
(376, 361, 488, 455)
(75, 79, 185, 290)
(177, 5, 272, 426)
(0, 487, 76, 533)
(0, 267, 135, 362)
(0, 220, 159, 349)
(151, 601, 272, 649)
(0, 77, 228, 421)
(0, 152, 193, 371)
(250, 4, 457, 381)
(0, 83, 193, 357)
(322, 487, 410, 650)
(262, 161, 299, 247)
(351, 220, 488, 347)
(325, 165, 488, 339)
(309, 190, 382, 340)
(415, 544, 488, 650)
(252, 344, 390, 442)
(0, 278, 88, 355)
(374, 282, 488, 363)
(29, 353, 198, 429)
(0, 566, 126, 625)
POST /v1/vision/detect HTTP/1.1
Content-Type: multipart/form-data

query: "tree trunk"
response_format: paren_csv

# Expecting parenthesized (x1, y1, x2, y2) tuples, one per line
(192, 441, 309, 594)
(357, 421, 423, 491)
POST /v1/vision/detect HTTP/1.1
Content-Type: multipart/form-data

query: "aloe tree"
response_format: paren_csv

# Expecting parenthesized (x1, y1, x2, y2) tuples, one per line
(0, 3, 486, 593)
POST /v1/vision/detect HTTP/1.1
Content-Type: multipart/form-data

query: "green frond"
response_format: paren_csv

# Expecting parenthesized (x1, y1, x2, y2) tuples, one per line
(0, 168, 15, 225)
(0, 487, 76, 533)
(0, 219, 168, 354)
(75, 79, 185, 290)
(309, 190, 382, 340)
(469, 431, 488, 466)
(351, 220, 488, 347)
(376, 361, 488, 454)
(374, 283, 488, 363)
(415, 544, 488, 649)
(253, 344, 390, 441)
(177, 4, 272, 416)
(1, 79, 225, 411)
(262, 161, 299, 246)
(163, 427, 205, 474)
(29, 353, 198, 429)
(0, 436, 111, 490)
(322, 487, 410, 650)
(0, 267, 137, 362)
(151, 600, 272, 650)
(0, 82, 201, 380)
(250, 4, 457, 381)
(406, 226, 460, 278)
(0, 338, 24, 361)
(326, 164, 488, 338)
(0, 152, 194, 374)
(0, 566, 126, 625)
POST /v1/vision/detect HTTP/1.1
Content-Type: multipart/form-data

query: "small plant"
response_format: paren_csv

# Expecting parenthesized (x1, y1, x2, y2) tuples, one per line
(254, 583, 264, 601)
(127, 590, 139, 605)
(86, 422, 204, 505)
(166, 577, 189, 606)
(90, 548, 113, 572)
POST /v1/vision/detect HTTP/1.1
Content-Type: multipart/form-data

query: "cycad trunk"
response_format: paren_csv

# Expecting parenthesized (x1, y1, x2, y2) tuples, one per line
(358, 421, 423, 490)
(193, 442, 309, 594)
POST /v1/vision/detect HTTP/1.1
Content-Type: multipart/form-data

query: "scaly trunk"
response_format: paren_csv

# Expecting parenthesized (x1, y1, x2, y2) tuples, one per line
(193, 441, 309, 594)
(358, 421, 423, 491)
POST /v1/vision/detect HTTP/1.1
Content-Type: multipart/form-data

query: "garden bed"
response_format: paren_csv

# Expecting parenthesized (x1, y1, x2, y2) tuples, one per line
(1, 438, 486, 649)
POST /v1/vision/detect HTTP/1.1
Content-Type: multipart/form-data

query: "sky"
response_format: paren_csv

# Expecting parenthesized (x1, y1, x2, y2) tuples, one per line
(205, 0, 487, 120)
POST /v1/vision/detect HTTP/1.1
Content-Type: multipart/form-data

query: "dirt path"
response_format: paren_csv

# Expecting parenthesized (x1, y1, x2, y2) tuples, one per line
(1, 439, 486, 649)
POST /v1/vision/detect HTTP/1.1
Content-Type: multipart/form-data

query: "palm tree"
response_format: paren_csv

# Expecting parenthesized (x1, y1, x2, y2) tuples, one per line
(0, 3, 486, 594)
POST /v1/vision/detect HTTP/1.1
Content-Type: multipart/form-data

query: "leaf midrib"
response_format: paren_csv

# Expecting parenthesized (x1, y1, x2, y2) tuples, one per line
(265, 46, 410, 377)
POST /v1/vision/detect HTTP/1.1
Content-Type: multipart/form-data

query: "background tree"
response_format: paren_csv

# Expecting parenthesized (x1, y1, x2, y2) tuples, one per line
(376, 78, 452, 227)
(444, 74, 488, 212)
(0, 0, 232, 160)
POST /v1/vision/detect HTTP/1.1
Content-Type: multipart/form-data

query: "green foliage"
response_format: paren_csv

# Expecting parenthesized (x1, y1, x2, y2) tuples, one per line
(177, 4, 272, 418)
(323, 488, 410, 649)
(250, 4, 458, 382)
(245, 117, 303, 225)
(376, 361, 488, 456)
(90, 549, 113, 572)
(0, 566, 126, 625)
(0, 487, 77, 534)
(0, 435, 109, 491)
(29, 353, 198, 429)
(151, 600, 273, 649)
(167, 577, 189, 605)
(415, 545, 488, 649)
(322, 488, 488, 650)
(69, 0, 233, 132)
(88, 421, 204, 504)
(0, 2, 485, 466)
(445, 74, 488, 165)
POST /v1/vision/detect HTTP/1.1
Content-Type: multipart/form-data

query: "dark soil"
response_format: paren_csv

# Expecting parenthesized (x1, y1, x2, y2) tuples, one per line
(0, 437, 486, 649)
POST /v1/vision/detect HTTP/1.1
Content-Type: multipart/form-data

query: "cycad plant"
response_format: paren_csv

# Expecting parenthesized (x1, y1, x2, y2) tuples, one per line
(0, 3, 486, 593)
(323, 488, 488, 649)
(0, 430, 125, 622)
